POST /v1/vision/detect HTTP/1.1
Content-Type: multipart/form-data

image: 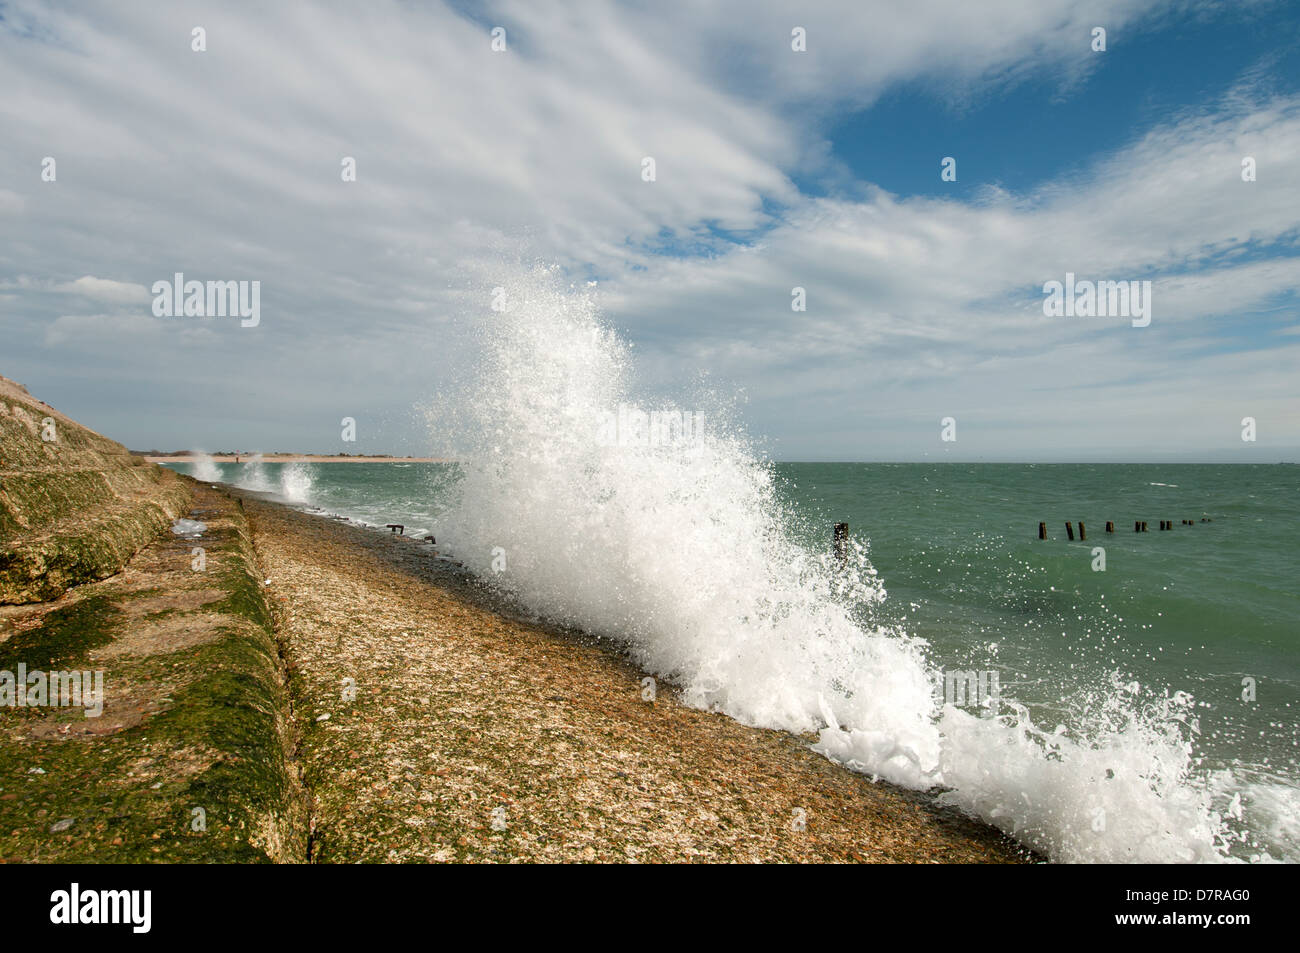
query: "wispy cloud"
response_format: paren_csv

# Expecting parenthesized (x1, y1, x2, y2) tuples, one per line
(53, 275, 151, 303)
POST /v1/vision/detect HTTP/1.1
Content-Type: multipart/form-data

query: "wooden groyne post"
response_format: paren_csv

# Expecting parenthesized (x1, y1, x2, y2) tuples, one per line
(1041, 517, 1212, 538)
(833, 523, 849, 564)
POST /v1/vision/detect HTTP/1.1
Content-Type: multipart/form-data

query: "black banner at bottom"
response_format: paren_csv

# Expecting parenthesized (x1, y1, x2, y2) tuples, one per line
(0, 864, 1274, 940)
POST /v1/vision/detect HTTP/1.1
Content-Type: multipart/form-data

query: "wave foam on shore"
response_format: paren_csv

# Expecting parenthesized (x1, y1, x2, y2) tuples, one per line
(425, 265, 1267, 863)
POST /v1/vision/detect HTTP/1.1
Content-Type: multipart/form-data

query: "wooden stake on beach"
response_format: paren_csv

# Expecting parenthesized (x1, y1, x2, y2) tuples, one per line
(1106, 521, 1114, 534)
(1078, 521, 1087, 541)
(833, 523, 849, 564)
(1065, 521, 1075, 541)
(1038, 522, 1046, 540)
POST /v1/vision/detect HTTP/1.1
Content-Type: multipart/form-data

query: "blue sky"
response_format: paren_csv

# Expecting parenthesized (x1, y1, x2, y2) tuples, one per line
(818, 6, 1300, 201)
(1, 0, 1298, 461)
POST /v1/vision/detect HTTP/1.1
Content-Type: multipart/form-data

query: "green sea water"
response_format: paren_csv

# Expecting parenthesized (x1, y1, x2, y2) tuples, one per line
(775, 464, 1299, 785)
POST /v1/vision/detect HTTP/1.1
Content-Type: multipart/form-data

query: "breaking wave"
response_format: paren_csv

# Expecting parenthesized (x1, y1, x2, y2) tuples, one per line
(428, 265, 1271, 863)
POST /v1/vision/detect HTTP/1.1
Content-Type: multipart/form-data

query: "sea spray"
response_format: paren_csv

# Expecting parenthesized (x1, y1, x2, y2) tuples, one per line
(938, 685, 1229, 862)
(237, 453, 273, 492)
(189, 451, 221, 483)
(280, 462, 314, 503)
(430, 265, 1244, 862)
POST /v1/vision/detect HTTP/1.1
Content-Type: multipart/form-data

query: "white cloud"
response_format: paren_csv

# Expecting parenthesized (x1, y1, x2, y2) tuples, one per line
(43, 312, 215, 347)
(54, 276, 151, 304)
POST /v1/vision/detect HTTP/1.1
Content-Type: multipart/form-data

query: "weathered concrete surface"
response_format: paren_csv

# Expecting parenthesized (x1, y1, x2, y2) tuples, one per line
(0, 375, 189, 605)
(0, 484, 307, 863)
(0, 378, 304, 862)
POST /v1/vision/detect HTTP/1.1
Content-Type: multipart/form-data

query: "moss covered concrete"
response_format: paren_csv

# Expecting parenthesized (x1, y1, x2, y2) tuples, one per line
(0, 375, 189, 605)
(0, 483, 307, 863)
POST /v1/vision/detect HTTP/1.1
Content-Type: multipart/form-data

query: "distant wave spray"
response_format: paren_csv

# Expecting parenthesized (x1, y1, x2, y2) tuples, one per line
(189, 451, 221, 483)
(234, 454, 273, 492)
(279, 462, 314, 503)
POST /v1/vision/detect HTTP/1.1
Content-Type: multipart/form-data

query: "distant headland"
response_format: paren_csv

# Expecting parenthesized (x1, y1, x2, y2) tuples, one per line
(138, 452, 448, 463)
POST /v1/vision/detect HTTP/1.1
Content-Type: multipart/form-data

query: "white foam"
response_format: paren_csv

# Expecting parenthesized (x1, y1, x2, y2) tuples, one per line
(189, 451, 221, 483)
(236, 453, 273, 492)
(280, 462, 314, 503)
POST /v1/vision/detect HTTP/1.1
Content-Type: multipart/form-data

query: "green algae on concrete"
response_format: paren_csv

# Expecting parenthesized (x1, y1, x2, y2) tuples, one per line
(0, 375, 190, 605)
(0, 484, 307, 863)
(0, 595, 122, 673)
(0, 376, 318, 862)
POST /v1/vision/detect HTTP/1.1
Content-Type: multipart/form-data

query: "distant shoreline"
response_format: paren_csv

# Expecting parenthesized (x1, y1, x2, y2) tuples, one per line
(146, 454, 448, 463)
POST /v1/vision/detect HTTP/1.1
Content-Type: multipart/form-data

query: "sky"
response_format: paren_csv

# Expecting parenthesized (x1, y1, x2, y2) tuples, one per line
(1, 0, 1298, 461)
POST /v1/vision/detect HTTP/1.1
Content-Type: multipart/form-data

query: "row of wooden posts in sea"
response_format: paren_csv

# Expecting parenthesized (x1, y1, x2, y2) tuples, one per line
(1038, 518, 1211, 541)
(828, 518, 1213, 562)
